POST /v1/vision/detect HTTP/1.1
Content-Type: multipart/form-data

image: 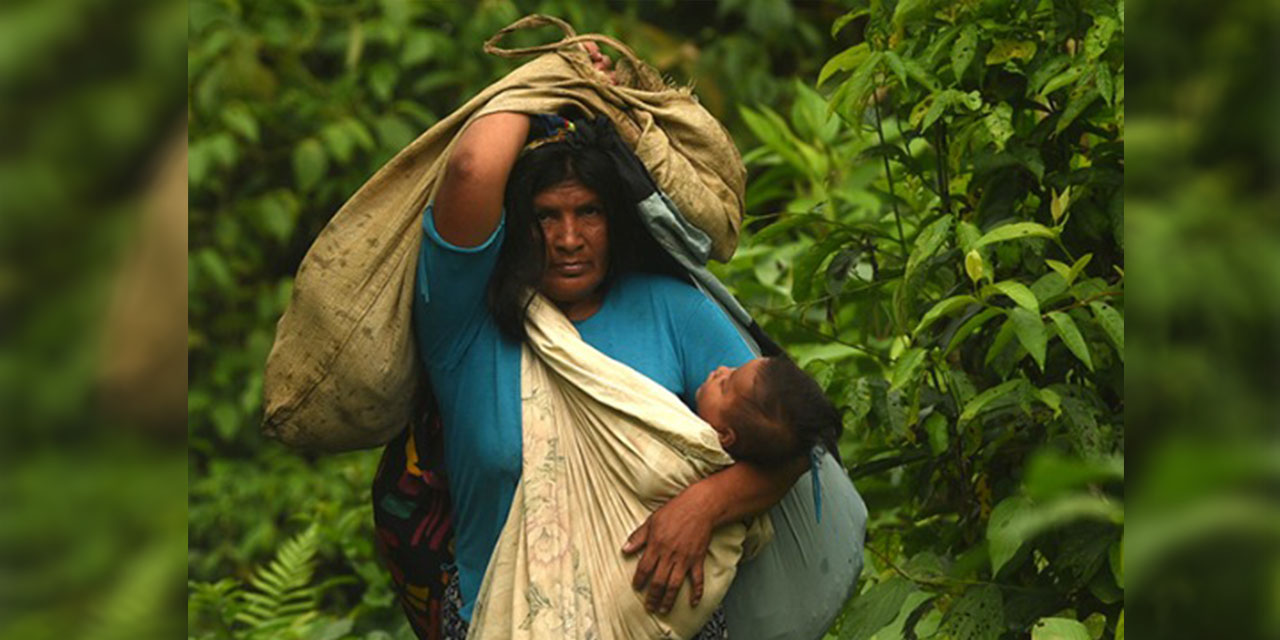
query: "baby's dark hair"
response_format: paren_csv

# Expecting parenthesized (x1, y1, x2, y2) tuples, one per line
(732, 357, 843, 467)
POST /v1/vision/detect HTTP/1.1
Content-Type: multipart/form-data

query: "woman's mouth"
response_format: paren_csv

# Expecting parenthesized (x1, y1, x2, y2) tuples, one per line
(552, 261, 590, 276)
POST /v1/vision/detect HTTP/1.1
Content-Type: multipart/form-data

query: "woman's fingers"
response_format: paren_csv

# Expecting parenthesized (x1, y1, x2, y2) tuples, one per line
(631, 544, 658, 591)
(622, 518, 650, 555)
(645, 557, 680, 613)
(658, 562, 685, 613)
(632, 555, 655, 592)
(689, 559, 704, 607)
(578, 40, 616, 83)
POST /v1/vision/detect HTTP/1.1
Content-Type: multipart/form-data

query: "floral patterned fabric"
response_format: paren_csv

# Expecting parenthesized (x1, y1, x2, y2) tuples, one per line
(441, 567, 729, 640)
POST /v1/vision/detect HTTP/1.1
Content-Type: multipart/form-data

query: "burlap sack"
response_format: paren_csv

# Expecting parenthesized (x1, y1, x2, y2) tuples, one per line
(263, 15, 746, 451)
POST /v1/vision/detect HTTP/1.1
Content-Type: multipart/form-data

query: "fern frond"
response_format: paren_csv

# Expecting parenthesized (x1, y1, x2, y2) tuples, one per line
(189, 577, 243, 636)
(233, 525, 320, 635)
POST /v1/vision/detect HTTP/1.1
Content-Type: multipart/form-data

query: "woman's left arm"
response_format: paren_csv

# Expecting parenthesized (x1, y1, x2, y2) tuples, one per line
(623, 453, 807, 614)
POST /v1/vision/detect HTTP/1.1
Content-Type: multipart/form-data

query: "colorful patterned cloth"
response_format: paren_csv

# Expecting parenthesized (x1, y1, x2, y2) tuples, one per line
(372, 397, 454, 640)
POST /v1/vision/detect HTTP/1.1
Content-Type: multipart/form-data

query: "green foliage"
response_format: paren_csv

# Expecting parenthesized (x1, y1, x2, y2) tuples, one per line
(719, 0, 1125, 637)
(189, 526, 383, 640)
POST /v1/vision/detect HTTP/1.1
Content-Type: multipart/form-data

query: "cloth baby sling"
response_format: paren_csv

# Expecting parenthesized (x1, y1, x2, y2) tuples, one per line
(466, 295, 772, 640)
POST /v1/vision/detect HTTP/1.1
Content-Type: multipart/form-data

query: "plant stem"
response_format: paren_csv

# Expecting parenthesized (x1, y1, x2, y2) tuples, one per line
(937, 120, 952, 215)
(864, 544, 1047, 592)
(753, 306, 885, 363)
(1053, 237, 1078, 263)
(847, 451, 930, 478)
(872, 79, 909, 255)
(1049, 290, 1124, 315)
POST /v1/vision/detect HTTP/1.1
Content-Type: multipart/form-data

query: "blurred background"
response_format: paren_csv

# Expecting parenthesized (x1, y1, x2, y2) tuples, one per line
(1124, 0, 1280, 637)
(2, 0, 1277, 638)
(1, 0, 187, 637)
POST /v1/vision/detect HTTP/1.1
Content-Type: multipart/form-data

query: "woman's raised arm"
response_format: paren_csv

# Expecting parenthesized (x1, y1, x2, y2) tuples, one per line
(432, 112, 530, 248)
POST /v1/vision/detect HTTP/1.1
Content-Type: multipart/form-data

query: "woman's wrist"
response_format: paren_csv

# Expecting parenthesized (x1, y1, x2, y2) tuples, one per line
(678, 474, 724, 526)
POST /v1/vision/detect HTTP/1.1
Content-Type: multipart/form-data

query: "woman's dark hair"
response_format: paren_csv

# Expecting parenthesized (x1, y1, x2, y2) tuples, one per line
(487, 116, 683, 342)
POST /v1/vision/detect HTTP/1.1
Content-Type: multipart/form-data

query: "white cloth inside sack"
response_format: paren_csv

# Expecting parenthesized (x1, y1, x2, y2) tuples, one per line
(467, 294, 772, 640)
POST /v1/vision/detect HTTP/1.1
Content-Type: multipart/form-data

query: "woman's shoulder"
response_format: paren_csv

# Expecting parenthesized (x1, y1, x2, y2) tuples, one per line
(614, 272, 719, 319)
(616, 271, 701, 300)
(612, 272, 752, 370)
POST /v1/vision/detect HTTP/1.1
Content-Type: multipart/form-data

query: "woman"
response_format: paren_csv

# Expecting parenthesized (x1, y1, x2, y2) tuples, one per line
(372, 89, 806, 640)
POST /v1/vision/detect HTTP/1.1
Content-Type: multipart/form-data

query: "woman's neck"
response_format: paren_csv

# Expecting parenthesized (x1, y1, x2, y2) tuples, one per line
(555, 292, 605, 322)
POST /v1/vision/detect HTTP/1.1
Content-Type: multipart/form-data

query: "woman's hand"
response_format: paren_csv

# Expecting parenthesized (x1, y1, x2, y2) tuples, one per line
(622, 456, 808, 613)
(581, 41, 616, 84)
(622, 485, 715, 613)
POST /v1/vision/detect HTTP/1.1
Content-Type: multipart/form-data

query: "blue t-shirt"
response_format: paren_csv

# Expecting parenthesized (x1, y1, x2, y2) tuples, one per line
(413, 205, 753, 621)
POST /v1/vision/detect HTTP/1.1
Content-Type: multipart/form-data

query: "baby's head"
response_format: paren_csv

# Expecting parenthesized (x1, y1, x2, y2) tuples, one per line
(695, 356, 842, 466)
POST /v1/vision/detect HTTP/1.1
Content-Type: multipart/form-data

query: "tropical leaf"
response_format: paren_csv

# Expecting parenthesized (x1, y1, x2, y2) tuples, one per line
(1048, 311, 1094, 371)
(914, 295, 979, 336)
(972, 222, 1058, 249)
(837, 577, 918, 640)
(890, 347, 928, 391)
(965, 249, 986, 283)
(989, 495, 1034, 574)
(1032, 617, 1092, 640)
(906, 215, 954, 277)
(1090, 301, 1125, 359)
(984, 280, 1040, 313)
(292, 138, 328, 192)
(1009, 306, 1048, 370)
(960, 378, 1027, 424)
(985, 39, 1037, 65)
(819, 42, 871, 87)
(946, 307, 1002, 356)
(952, 24, 979, 80)
(940, 584, 1003, 640)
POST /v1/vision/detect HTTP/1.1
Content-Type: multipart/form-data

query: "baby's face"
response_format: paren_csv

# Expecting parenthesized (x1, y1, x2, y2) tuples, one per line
(695, 358, 766, 438)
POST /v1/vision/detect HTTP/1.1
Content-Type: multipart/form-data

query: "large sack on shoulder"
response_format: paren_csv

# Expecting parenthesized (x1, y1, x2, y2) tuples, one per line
(262, 15, 746, 451)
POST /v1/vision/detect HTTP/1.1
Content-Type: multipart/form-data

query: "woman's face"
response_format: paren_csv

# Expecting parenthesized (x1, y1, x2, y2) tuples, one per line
(533, 180, 610, 320)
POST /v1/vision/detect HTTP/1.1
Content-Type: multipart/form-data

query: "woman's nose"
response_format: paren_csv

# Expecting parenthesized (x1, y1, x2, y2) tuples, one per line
(549, 215, 584, 251)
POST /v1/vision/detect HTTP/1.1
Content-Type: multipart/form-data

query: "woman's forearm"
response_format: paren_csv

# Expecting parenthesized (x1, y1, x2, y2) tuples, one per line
(433, 112, 530, 247)
(694, 456, 809, 528)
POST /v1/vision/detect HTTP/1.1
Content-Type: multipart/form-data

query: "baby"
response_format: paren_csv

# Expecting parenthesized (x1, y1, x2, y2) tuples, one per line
(695, 356, 843, 466)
